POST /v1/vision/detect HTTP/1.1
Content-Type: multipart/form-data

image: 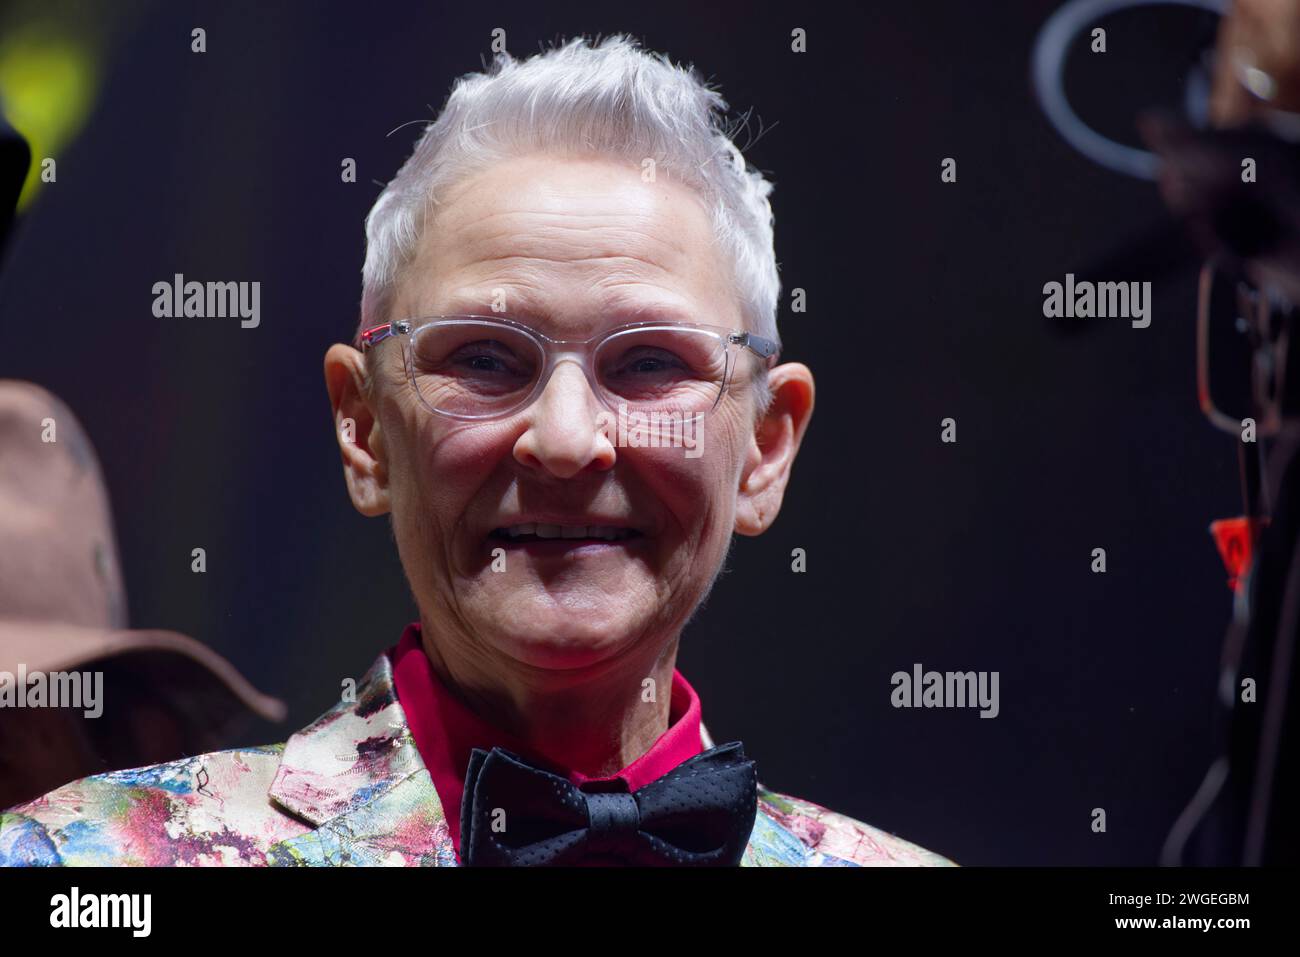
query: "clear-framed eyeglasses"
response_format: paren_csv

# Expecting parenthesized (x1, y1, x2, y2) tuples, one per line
(358, 314, 780, 422)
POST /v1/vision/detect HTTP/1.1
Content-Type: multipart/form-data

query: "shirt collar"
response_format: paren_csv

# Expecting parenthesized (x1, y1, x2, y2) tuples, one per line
(389, 621, 704, 859)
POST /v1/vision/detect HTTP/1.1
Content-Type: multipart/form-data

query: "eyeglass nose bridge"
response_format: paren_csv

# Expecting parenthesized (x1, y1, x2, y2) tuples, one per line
(522, 345, 615, 421)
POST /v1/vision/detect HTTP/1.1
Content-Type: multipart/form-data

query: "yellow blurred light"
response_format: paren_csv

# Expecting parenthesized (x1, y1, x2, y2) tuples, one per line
(0, 28, 98, 211)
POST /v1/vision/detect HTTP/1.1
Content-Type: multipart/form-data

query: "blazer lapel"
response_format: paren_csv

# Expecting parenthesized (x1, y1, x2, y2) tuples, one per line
(265, 652, 458, 866)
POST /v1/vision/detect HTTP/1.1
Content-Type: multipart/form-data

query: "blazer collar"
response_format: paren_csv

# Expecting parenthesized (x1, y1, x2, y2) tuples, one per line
(265, 651, 457, 865)
(269, 651, 420, 824)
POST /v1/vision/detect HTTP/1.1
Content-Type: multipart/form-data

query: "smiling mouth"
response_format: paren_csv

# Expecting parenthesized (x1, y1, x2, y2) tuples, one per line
(489, 523, 644, 544)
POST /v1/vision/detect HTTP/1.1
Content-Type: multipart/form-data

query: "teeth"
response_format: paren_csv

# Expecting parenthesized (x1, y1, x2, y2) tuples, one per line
(500, 524, 634, 541)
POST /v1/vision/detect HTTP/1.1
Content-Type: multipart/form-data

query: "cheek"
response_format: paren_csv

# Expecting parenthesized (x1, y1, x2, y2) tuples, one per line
(385, 416, 517, 556)
(636, 420, 745, 551)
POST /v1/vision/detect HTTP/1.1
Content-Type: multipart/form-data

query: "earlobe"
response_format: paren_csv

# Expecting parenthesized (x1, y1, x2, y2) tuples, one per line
(734, 362, 814, 537)
(324, 344, 390, 517)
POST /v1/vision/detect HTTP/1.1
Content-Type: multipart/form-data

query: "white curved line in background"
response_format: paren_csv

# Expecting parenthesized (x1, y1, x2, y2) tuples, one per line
(1031, 0, 1227, 180)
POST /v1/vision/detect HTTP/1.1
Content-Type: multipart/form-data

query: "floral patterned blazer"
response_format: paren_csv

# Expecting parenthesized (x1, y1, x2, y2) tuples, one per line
(0, 650, 954, 867)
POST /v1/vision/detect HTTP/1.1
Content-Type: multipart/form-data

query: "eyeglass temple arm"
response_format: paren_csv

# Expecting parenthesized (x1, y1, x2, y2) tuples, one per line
(359, 320, 411, 349)
(731, 331, 780, 366)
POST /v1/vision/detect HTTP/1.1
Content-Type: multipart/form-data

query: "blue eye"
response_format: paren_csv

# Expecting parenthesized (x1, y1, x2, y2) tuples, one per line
(443, 340, 529, 377)
(624, 354, 677, 374)
(462, 354, 511, 373)
(611, 348, 687, 377)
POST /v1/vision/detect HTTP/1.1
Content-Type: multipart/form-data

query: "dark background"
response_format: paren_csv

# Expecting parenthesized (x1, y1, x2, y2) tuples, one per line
(0, 0, 1241, 865)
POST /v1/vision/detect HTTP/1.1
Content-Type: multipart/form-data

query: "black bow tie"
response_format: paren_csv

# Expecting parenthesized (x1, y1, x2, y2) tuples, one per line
(458, 741, 757, 866)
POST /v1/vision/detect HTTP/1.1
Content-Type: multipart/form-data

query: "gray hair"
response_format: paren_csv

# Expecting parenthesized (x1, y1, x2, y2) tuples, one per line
(356, 33, 780, 413)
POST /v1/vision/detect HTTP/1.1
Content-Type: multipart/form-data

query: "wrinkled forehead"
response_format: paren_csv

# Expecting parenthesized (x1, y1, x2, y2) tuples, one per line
(390, 154, 742, 338)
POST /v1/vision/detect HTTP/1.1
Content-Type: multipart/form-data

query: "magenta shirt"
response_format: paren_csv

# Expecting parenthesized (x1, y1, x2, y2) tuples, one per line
(388, 622, 705, 863)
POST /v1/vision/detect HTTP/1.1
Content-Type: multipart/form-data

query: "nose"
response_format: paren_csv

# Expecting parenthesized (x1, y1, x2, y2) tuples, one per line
(512, 360, 616, 478)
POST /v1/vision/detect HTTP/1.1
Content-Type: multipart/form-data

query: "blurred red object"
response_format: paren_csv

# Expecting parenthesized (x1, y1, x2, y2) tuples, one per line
(1210, 516, 1270, 592)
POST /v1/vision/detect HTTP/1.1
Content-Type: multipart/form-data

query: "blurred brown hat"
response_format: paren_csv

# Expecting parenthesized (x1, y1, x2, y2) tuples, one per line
(0, 380, 285, 805)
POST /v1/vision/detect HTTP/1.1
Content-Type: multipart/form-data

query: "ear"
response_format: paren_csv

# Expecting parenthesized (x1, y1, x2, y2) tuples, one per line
(324, 343, 390, 517)
(735, 362, 814, 536)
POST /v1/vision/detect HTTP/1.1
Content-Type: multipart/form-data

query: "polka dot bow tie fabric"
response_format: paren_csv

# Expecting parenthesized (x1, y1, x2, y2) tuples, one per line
(459, 741, 758, 866)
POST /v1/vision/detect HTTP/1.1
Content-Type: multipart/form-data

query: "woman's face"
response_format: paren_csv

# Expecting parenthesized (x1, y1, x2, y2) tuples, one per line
(330, 152, 805, 673)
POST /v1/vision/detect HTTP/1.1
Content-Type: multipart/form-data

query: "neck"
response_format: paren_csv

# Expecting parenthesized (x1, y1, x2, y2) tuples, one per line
(418, 616, 680, 778)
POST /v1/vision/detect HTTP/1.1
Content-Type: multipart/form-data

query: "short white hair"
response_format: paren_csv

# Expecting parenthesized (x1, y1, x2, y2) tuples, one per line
(357, 33, 781, 409)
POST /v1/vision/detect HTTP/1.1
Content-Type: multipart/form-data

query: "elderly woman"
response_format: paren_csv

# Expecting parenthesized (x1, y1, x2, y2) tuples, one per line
(0, 35, 950, 867)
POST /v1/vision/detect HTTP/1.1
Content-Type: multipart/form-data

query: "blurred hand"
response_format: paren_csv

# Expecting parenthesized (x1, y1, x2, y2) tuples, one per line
(1210, 0, 1300, 125)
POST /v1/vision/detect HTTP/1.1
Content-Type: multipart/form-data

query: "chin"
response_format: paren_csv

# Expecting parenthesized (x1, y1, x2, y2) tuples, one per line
(484, 609, 643, 671)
